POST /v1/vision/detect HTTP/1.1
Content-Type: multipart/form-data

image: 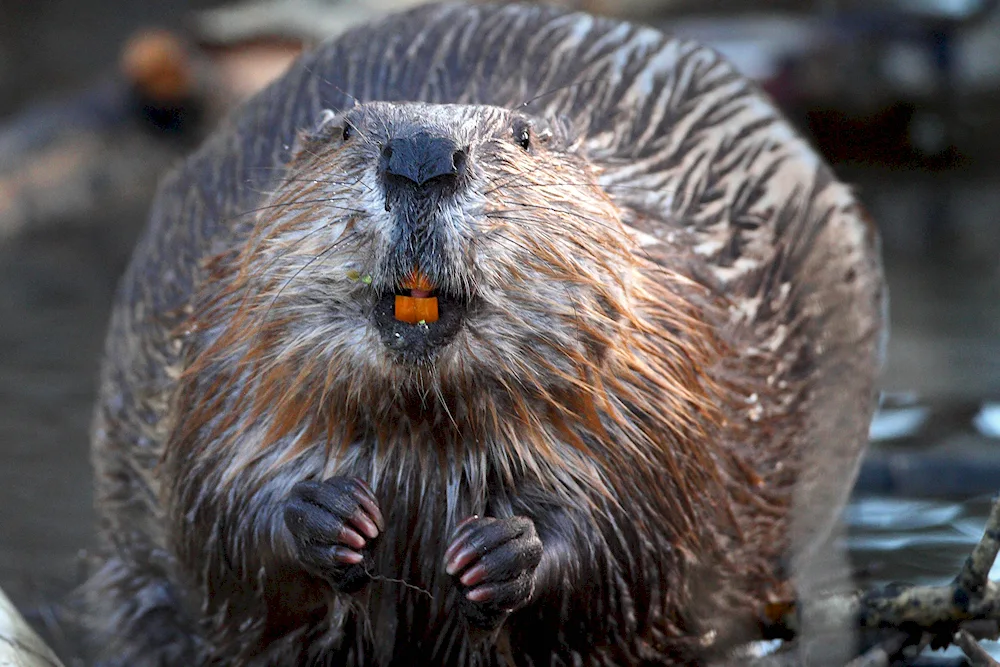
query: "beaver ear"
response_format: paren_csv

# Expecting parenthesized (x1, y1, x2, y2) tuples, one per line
(313, 108, 340, 133)
(308, 108, 344, 143)
(289, 108, 345, 161)
(535, 115, 581, 151)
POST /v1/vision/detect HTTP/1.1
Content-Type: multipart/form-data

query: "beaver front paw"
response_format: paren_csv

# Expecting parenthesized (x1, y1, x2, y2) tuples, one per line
(283, 477, 383, 593)
(444, 515, 543, 630)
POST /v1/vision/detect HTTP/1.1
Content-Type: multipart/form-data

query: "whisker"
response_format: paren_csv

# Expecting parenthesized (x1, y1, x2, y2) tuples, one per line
(243, 222, 364, 308)
(515, 77, 605, 110)
(486, 204, 625, 240)
(300, 73, 382, 148)
(470, 222, 542, 258)
(222, 159, 372, 272)
(483, 209, 652, 276)
(226, 198, 366, 223)
(302, 65, 360, 110)
(252, 175, 370, 189)
(254, 230, 363, 337)
(489, 181, 675, 196)
(482, 163, 556, 196)
(216, 196, 364, 274)
(299, 148, 375, 195)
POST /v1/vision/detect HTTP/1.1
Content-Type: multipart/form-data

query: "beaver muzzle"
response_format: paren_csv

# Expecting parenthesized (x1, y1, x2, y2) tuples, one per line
(372, 268, 468, 362)
(370, 128, 473, 361)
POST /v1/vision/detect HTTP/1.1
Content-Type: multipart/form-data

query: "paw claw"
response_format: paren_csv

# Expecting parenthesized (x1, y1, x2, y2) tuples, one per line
(331, 546, 364, 565)
(337, 525, 367, 551)
(445, 545, 479, 576)
(284, 476, 382, 592)
(352, 482, 384, 531)
(444, 519, 478, 561)
(444, 515, 543, 629)
(348, 508, 379, 540)
(466, 584, 495, 603)
(459, 563, 488, 587)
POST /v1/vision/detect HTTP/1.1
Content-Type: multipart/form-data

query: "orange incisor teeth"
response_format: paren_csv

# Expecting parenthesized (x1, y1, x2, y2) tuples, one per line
(395, 269, 439, 324)
(402, 269, 435, 294)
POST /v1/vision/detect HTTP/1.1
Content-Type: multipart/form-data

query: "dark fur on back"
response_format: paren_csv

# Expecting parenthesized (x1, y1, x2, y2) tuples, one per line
(85, 3, 885, 666)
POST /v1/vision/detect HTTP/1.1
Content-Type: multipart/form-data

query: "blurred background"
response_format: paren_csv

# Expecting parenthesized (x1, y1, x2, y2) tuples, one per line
(1, 0, 1000, 663)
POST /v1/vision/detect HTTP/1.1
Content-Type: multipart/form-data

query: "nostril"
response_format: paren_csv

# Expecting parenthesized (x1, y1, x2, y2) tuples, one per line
(381, 134, 465, 188)
(452, 149, 467, 176)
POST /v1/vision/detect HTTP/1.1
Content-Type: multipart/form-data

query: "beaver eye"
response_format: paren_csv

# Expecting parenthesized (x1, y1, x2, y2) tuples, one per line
(342, 123, 354, 142)
(512, 121, 531, 151)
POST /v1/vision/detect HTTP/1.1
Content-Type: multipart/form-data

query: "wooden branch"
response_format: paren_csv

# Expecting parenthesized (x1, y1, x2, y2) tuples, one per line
(955, 629, 1000, 667)
(747, 494, 1000, 665)
(959, 496, 1000, 598)
(843, 632, 908, 667)
(859, 496, 1000, 637)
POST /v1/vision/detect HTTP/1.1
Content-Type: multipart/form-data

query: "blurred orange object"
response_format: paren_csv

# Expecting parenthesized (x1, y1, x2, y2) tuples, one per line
(120, 29, 194, 104)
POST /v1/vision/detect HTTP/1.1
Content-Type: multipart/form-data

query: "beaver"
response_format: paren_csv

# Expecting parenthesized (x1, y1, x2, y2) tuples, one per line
(84, 3, 885, 665)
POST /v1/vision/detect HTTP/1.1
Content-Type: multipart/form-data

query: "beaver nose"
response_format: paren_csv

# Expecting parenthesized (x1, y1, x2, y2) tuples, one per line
(381, 133, 467, 188)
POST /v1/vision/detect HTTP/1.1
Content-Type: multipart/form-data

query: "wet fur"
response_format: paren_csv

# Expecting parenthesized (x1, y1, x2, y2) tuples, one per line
(85, 4, 884, 666)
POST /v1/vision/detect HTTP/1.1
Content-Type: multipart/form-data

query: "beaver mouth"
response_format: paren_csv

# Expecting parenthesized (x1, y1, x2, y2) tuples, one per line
(372, 286, 468, 362)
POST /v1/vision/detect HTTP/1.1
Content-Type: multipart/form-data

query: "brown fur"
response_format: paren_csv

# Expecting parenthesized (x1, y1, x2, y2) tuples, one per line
(85, 5, 884, 666)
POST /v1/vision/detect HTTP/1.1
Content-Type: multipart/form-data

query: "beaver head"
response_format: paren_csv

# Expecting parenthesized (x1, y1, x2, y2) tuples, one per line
(183, 101, 719, 485)
(263, 101, 635, 361)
